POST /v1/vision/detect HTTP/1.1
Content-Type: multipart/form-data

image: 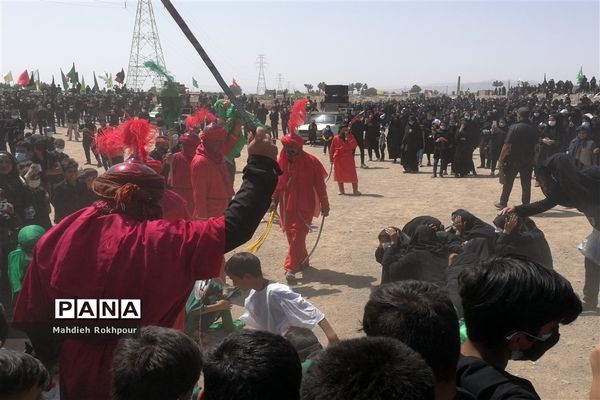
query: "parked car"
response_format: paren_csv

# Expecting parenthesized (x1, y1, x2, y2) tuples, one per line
(297, 112, 344, 142)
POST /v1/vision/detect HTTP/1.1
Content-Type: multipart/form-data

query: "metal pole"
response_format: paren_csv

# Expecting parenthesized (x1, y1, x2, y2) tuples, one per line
(160, 0, 254, 126)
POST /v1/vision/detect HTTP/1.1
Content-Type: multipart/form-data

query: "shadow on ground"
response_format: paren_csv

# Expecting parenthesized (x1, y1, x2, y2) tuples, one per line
(301, 266, 377, 289)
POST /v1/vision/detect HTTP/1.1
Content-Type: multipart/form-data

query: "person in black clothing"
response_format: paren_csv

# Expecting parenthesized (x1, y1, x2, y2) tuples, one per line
(500, 153, 600, 311)
(66, 106, 80, 141)
(80, 117, 102, 166)
(256, 104, 269, 125)
(351, 115, 367, 168)
(280, 107, 289, 135)
(492, 213, 553, 269)
(363, 281, 476, 400)
(269, 108, 279, 139)
(457, 257, 582, 400)
(401, 115, 422, 173)
(433, 122, 452, 178)
(535, 114, 562, 164)
(495, 107, 538, 208)
(365, 116, 380, 162)
(51, 159, 93, 223)
(387, 226, 448, 286)
(387, 113, 403, 163)
(451, 209, 497, 248)
(0, 151, 31, 308)
(22, 163, 52, 230)
(488, 120, 506, 176)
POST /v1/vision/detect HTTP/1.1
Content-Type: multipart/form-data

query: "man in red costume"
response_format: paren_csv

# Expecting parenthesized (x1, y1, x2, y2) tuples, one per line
(168, 133, 200, 215)
(12, 118, 279, 400)
(271, 132, 330, 281)
(190, 124, 239, 219)
(330, 127, 361, 195)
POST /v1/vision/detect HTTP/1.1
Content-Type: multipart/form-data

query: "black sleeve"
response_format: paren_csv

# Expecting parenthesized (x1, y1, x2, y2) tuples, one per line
(224, 155, 280, 252)
(514, 198, 558, 217)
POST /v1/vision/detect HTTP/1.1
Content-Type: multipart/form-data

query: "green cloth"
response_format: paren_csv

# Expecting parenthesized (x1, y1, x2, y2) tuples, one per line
(459, 318, 468, 344)
(301, 359, 313, 376)
(8, 225, 45, 294)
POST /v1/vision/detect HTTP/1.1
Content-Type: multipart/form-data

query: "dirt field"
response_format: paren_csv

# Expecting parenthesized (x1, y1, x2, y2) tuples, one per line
(56, 128, 598, 399)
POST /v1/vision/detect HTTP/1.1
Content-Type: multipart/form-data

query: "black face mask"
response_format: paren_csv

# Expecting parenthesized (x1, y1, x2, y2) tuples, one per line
(509, 328, 560, 361)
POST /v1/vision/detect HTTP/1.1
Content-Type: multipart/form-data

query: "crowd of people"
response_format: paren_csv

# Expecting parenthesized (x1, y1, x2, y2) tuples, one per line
(0, 83, 599, 399)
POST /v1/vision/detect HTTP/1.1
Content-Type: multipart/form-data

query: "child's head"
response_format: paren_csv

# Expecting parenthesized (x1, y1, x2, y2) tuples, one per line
(203, 330, 302, 400)
(283, 327, 323, 362)
(225, 252, 263, 291)
(0, 349, 49, 400)
(576, 126, 589, 140)
(111, 326, 202, 400)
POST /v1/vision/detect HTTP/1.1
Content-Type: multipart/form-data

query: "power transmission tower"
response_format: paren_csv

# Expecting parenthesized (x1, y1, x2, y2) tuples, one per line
(256, 54, 267, 95)
(126, 0, 167, 90)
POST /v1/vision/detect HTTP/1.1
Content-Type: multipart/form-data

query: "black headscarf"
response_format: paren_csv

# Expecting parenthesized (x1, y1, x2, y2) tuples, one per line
(451, 209, 496, 245)
(402, 215, 443, 237)
(493, 215, 553, 269)
(446, 238, 491, 318)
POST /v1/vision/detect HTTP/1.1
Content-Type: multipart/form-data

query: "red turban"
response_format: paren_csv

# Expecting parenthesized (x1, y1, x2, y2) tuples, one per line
(280, 133, 304, 149)
(200, 125, 228, 142)
(93, 159, 165, 221)
(145, 159, 163, 174)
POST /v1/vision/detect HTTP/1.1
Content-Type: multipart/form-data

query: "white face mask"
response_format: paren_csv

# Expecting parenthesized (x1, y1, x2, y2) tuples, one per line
(548, 121, 556, 126)
(56, 148, 64, 153)
(28, 179, 41, 189)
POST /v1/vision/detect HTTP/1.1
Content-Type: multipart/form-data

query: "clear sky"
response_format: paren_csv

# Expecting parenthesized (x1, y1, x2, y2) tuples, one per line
(1, 0, 599, 92)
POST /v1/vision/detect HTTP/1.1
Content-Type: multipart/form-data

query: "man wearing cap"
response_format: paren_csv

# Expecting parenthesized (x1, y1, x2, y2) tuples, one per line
(495, 107, 538, 209)
(12, 119, 279, 400)
(271, 129, 329, 281)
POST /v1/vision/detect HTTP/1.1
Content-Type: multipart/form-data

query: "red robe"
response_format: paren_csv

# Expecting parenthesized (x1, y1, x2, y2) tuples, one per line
(330, 134, 358, 183)
(190, 146, 234, 219)
(161, 188, 191, 221)
(12, 206, 225, 400)
(275, 150, 329, 272)
(168, 152, 195, 215)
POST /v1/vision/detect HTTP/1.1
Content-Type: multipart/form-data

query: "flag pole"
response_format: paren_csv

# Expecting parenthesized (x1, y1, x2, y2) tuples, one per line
(160, 0, 255, 127)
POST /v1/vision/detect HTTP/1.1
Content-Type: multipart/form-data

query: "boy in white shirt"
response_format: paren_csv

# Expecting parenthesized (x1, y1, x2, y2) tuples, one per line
(225, 252, 339, 344)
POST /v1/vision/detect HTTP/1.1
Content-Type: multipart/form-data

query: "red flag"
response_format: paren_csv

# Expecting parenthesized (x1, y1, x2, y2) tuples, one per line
(17, 70, 29, 86)
(232, 78, 239, 88)
(115, 68, 125, 84)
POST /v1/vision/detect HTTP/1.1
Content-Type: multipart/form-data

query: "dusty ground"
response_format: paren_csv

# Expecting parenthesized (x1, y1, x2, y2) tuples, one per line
(55, 127, 599, 399)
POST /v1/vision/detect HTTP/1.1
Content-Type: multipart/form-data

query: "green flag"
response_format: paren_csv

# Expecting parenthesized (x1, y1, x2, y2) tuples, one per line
(60, 68, 68, 90)
(66, 63, 78, 88)
(192, 77, 199, 88)
(80, 74, 86, 94)
(577, 66, 584, 84)
(92, 72, 99, 92)
(34, 70, 41, 92)
(107, 73, 113, 90)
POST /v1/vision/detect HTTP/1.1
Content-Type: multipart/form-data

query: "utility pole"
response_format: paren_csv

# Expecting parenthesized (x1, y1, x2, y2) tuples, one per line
(256, 54, 267, 95)
(457, 76, 461, 96)
(276, 73, 283, 95)
(126, 0, 167, 90)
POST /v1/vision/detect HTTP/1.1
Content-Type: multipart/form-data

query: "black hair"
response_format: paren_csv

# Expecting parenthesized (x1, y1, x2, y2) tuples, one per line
(225, 252, 262, 278)
(301, 337, 434, 400)
(459, 256, 582, 347)
(362, 281, 459, 382)
(60, 158, 78, 173)
(283, 327, 323, 362)
(203, 330, 301, 400)
(0, 349, 49, 397)
(15, 141, 32, 151)
(111, 326, 202, 400)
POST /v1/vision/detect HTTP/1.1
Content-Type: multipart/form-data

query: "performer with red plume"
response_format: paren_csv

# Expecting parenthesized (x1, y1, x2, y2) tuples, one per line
(190, 111, 241, 219)
(271, 99, 330, 281)
(12, 117, 279, 400)
(168, 133, 200, 215)
(330, 125, 361, 195)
